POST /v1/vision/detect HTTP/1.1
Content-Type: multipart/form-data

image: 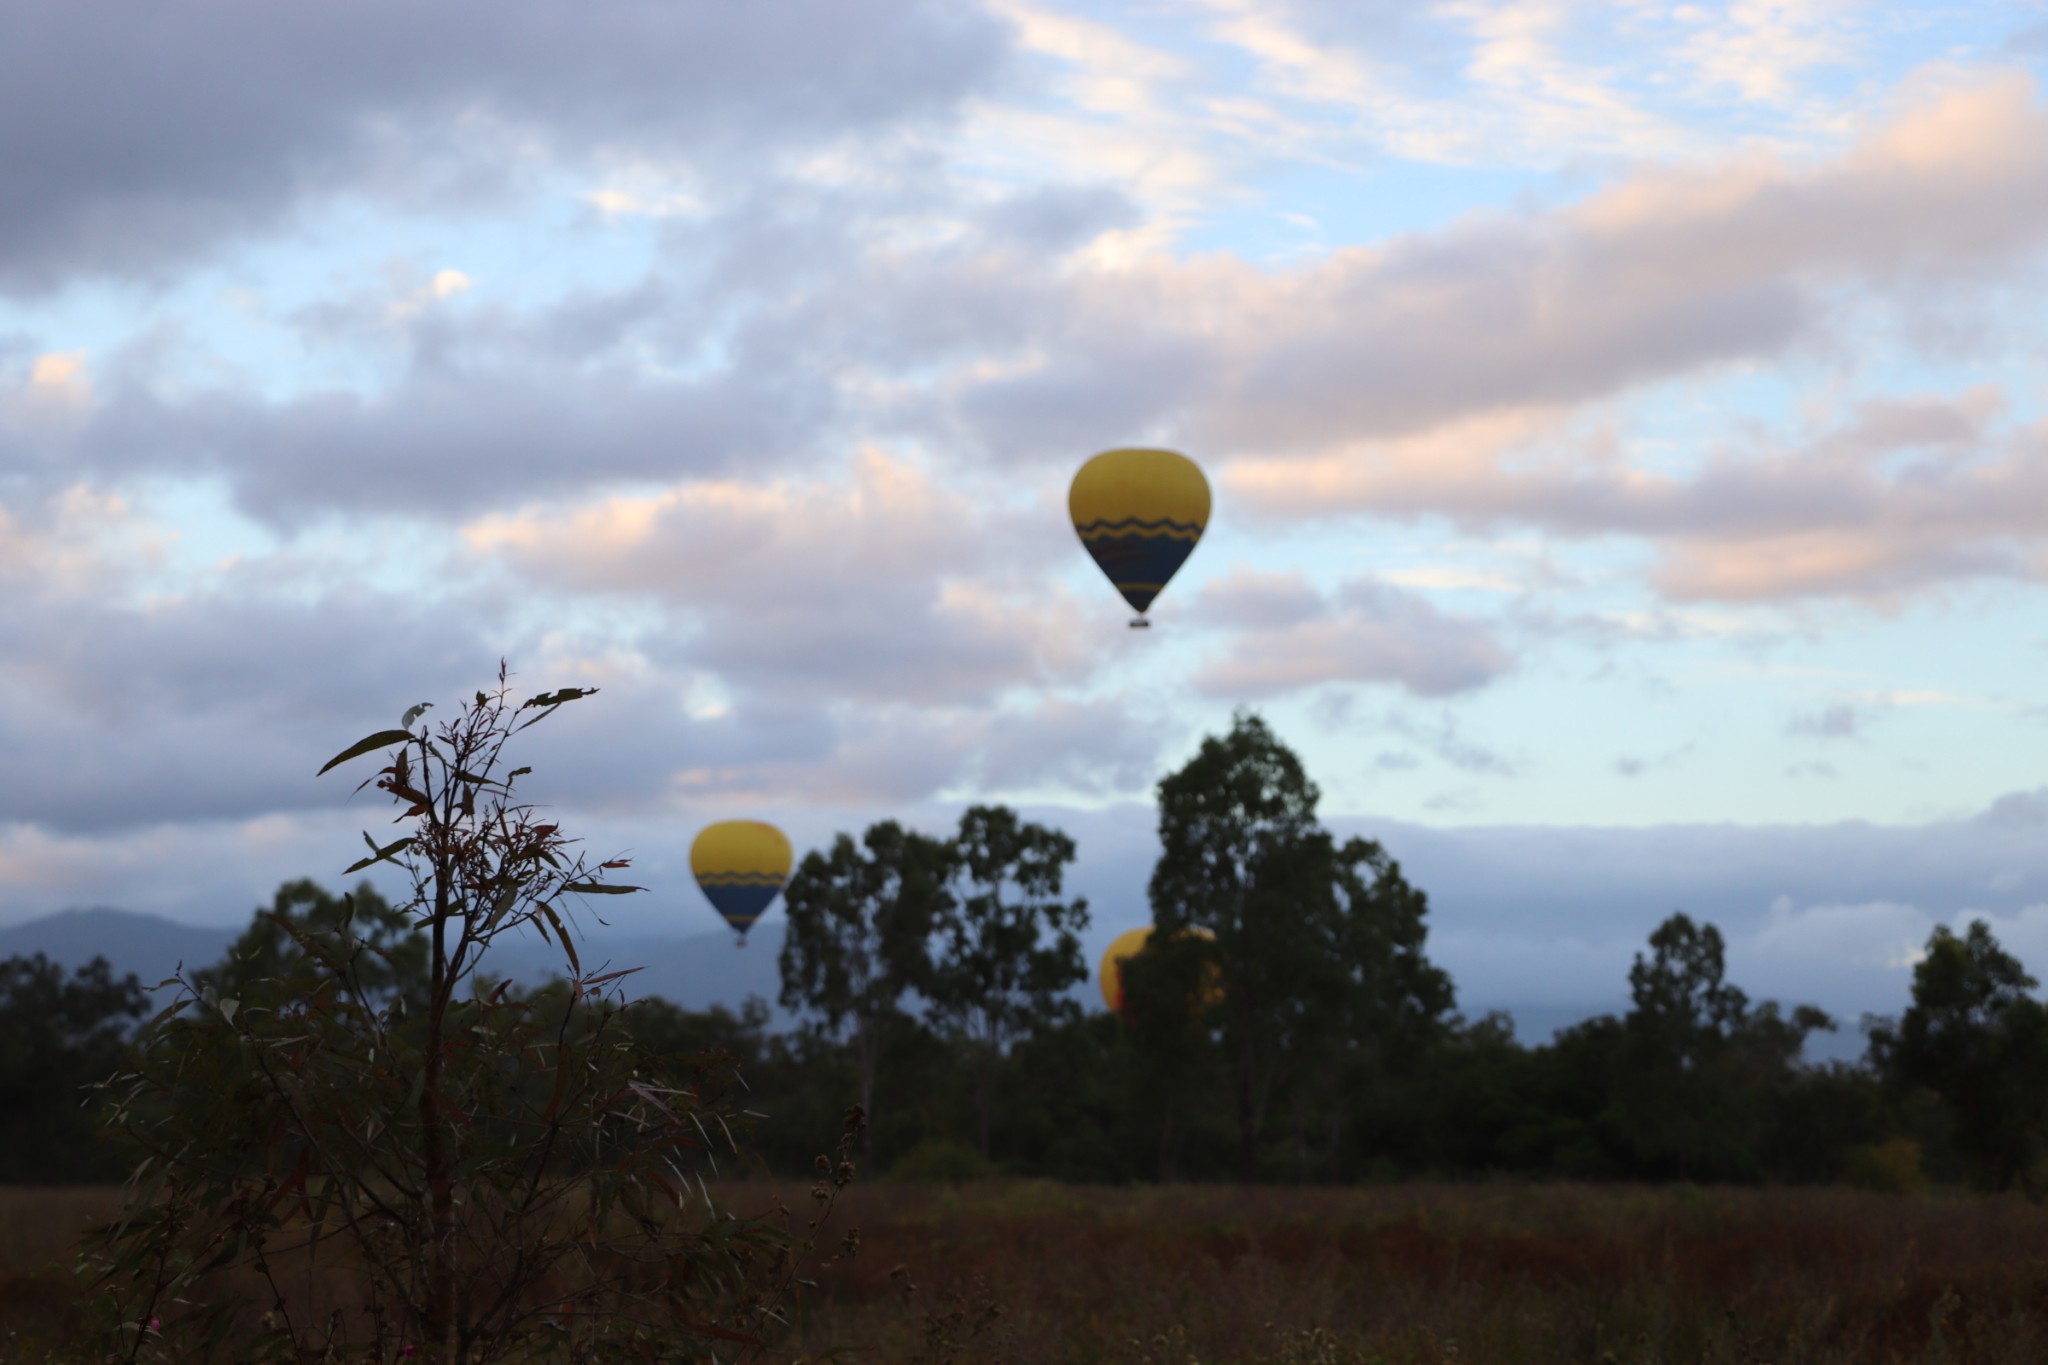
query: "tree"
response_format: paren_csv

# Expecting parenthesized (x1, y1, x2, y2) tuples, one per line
(925, 804, 1090, 1160)
(779, 820, 951, 1154)
(1614, 913, 1832, 1180)
(1147, 711, 1453, 1180)
(86, 669, 855, 1363)
(1315, 835, 1455, 1177)
(0, 954, 148, 1184)
(197, 877, 426, 1010)
(1868, 919, 2048, 1191)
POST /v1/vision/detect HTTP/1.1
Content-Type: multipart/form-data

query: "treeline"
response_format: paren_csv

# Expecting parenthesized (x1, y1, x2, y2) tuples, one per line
(5, 714, 2047, 1193)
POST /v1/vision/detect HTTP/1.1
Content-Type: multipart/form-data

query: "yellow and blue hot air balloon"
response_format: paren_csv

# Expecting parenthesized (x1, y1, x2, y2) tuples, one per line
(1098, 924, 1221, 1018)
(1069, 447, 1209, 628)
(690, 820, 793, 944)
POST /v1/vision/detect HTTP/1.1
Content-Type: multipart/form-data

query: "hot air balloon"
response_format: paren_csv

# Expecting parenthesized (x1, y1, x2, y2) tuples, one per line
(690, 820, 793, 944)
(1069, 447, 1209, 628)
(1098, 924, 1220, 1017)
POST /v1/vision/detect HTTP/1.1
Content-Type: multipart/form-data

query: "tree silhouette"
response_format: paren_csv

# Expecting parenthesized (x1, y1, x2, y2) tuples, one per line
(778, 820, 950, 1154)
(0, 953, 147, 1183)
(926, 804, 1089, 1161)
(1148, 711, 1451, 1180)
(1868, 919, 2048, 1191)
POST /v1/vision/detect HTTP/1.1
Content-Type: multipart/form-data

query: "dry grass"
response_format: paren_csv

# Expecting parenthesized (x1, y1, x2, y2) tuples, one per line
(8, 1181, 2048, 1362)
(0, 1187, 123, 1357)
(787, 1181, 2048, 1364)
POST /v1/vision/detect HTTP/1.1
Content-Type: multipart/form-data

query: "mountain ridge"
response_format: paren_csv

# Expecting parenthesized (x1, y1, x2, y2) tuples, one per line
(0, 906, 790, 1020)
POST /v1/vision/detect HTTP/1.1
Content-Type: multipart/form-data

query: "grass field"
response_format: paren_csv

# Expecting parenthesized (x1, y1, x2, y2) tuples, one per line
(6, 1181, 2048, 1362)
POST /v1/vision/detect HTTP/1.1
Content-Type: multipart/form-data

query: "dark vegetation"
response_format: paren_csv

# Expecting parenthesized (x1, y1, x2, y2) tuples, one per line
(4, 699, 2048, 1359)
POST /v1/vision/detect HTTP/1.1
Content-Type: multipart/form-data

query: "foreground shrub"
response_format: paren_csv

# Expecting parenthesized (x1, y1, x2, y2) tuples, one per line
(81, 670, 856, 1363)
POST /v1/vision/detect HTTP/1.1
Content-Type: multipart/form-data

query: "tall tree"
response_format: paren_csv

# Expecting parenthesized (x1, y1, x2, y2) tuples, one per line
(0, 954, 148, 1183)
(1615, 913, 1831, 1180)
(1868, 919, 2048, 1191)
(779, 820, 951, 1151)
(198, 877, 426, 1010)
(1314, 835, 1455, 1176)
(926, 804, 1090, 1160)
(1148, 711, 1452, 1180)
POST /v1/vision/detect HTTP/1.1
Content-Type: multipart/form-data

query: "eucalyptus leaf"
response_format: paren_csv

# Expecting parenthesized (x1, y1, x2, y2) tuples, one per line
(317, 729, 414, 776)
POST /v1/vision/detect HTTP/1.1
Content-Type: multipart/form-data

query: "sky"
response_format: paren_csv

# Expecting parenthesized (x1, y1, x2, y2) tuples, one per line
(6, 0, 2048, 1042)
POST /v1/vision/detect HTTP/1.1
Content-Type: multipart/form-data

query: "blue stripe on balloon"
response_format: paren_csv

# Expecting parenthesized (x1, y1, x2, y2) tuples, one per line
(1081, 534, 1198, 614)
(703, 882, 780, 932)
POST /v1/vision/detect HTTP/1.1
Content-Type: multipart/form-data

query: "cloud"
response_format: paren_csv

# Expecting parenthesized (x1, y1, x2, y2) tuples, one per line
(1193, 569, 1513, 698)
(1787, 702, 1863, 739)
(467, 450, 1095, 709)
(0, 576, 512, 833)
(24, 65, 2048, 618)
(1751, 897, 1932, 973)
(1385, 710, 1519, 777)
(0, 0, 1009, 292)
(1612, 742, 1695, 779)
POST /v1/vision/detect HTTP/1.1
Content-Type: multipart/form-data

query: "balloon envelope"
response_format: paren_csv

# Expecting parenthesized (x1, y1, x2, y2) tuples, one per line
(1098, 924, 1219, 1015)
(690, 820, 793, 937)
(1069, 448, 1209, 618)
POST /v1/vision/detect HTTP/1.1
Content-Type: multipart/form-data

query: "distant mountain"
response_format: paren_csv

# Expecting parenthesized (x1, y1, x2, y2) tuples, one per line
(0, 908, 239, 987)
(0, 906, 791, 1021)
(487, 919, 793, 1023)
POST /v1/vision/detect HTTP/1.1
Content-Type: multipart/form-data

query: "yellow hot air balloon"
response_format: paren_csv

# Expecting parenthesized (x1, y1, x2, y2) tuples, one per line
(1069, 448, 1209, 628)
(690, 820, 793, 944)
(1098, 925, 1220, 1016)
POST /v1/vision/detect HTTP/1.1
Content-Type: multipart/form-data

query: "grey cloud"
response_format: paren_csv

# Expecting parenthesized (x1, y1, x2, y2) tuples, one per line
(967, 697, 1174, 796)
(1313, 791, 2048, 1051)
(53, 361, 826, 529)
(1787, 703, 1862, 739)
(1611, 741, 1696, 779)
(919, 75, 2048, 514)
(1383, 711, 1518, 777)
(1197, 570, 1327, 629)
(0, 584, 497, 832)
(1974, 789, 2048, 831)
(1195, 575, 1513, 699)
(981, 184, 1141, 254)
(2005, 23, 2048, 56)
(1208, 232, 1807, 452)
(0, 0, 1009, 292)
(470, 463, 1089, 712)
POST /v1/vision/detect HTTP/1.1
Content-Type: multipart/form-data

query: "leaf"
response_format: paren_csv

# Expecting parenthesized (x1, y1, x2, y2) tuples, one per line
(317, 729, 414, 776)
(521, 687, 597, 710)
(538, 901, 581, 977)
(400, 702, 433, 729)
(565, 882, 644, 896)
(342, 834, 416, 875)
